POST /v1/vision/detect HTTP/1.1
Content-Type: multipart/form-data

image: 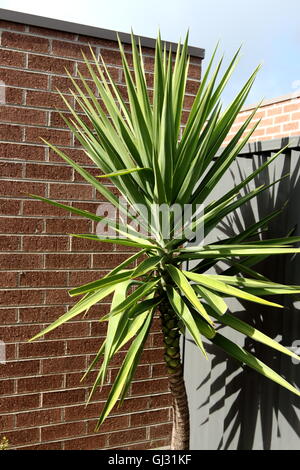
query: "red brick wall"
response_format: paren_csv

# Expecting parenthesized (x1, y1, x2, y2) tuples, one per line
(0, 19, 202, 449)
(224, 93, 300, 144)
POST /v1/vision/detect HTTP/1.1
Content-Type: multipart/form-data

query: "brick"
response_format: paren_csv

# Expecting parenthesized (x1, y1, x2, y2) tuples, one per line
(108, 427, 146, 446)
(46, 218, 91, 234)
(0, 288, 44, 306)
(44, 288, 74, 305)
(151, 332, 164, 348)
(19, 270, 68, 287)
(140, 348, 165, 364)
(0, 217, 44, 234)
(283, 122, 299, 131)
(19, 340, 65, 358)
(0, 379, 15, 396)
(87, 415, 129, 434)
(188, 63, 201, 80)
(100, 49, 126, 67)
(0, 272, 18, 287)
(292, 111, 300, 120)
(5, 86, 24, 113)
(0, 360, 40, 381)
(42, 388, 86, 407)
(2, 427, 40, 447)
(0, 20, 26, 31)
(19, 305, 65, 323)
(41, 420, 86, 441)
(26, 90, 73, 109)
(70, 201, 100, 216)
(113, 396, 150, 415)
(66, 337, 102, 355)
(66, 370, 98, 389)
(152, 363, 167, 378)
(148, 393, 172, 409)
(131, 409, 170, 427)
(0, 324, 42, 343)
(23, 235, 69, 251)
(0, 235, 20, 251)
(0, 123, 23, 141)
(274, 114, 290, 124)
(49, 147, 90, 165)
(0, 308, 17, 324)
(0, 180, 46, 197)
(23, 200, 69, 217)
(131, 378, 169, 396)
(92, 253, 129, 268)
(28, 25, 77, 40)
(42, 356, 86, 374)
(0, 200, 21, 216)
(0, 68, 48, 89)
(71, 236, 111, 251)
(28, 54, 75, 75)
(0, 414, 15, 432)
(51, 75, 97, 95)
(0, 143, 45, 161)
(46, 321, 90, 340)
(25, 162, 73, 180)
(49, 182, 93, 201)
(16, 408, 62, 428)
(52, 40, 95, 59)
(112, 364, 150, 383)
(283, 103, 300, 113)
(25, 126, 71, 145)
(0, 49, 25, 67)
(17, 373, 64, 393)
(45, 253, 90, 269)
(186, 79, 200, 95)
(90, 321, 108, 337)
(68, 270, 109, 288)
(2, 31, 50, 53)
(24, 441, 63, 450)
(149, 422, 172, 439)
(78, 36, 118, 48)
(64, 402, 103, 422)
(266, 125, 281, 135)
(267, 106, 282, 116)
(0, 161, 23, 177)
(64, 434, 106, 450)
(77, 62, 120, 82)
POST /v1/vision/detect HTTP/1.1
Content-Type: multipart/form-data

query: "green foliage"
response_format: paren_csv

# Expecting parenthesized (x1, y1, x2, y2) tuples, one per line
(0, 437, 9, 450)
(30, 32, 300, 428)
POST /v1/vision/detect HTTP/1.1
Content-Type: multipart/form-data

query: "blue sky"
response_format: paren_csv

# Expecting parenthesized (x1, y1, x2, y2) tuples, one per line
(1, 0, 299, 107)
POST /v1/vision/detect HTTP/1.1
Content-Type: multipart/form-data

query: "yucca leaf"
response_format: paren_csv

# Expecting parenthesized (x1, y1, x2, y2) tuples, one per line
(96, 311, 153, 427)
(29, 284, 118, 342)
(166, 265, 214, 325)
(101, 279, 160, 320)
(69, 270, 133, 297)
(131, 256, 161, 278)
(166, 286, 208, 357)
(183, 271, 284, 308)
(212, 333, 300, 397)
(208, 307, 300, 361)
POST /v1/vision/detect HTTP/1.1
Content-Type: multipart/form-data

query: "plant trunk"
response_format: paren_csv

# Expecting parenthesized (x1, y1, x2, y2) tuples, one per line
(159, 299, 190, 450)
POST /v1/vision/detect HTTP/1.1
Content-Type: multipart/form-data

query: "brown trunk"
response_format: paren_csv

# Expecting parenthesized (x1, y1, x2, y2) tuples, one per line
(159, 300, 190, 450)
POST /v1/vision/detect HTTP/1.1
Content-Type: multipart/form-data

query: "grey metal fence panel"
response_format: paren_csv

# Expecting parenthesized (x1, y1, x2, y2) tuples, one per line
(184, 137, 300, 449)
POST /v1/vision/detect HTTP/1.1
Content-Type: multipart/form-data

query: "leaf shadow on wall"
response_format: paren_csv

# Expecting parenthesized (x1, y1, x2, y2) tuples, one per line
(188, 145, 300, 450)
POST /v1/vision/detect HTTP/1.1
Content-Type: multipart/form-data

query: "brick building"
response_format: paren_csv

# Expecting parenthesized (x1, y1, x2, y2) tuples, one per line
(0, 9, 204, 449)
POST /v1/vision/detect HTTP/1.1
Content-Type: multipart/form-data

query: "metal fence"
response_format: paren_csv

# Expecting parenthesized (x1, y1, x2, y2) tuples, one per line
(184, 135, 300, 449)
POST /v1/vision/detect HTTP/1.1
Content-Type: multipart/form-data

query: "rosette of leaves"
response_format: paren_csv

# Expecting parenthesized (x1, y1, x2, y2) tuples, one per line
(29, 32, 300, 450)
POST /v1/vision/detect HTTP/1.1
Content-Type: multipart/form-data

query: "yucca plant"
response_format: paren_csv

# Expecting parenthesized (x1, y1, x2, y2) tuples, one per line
(29, 32, 300, 450)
